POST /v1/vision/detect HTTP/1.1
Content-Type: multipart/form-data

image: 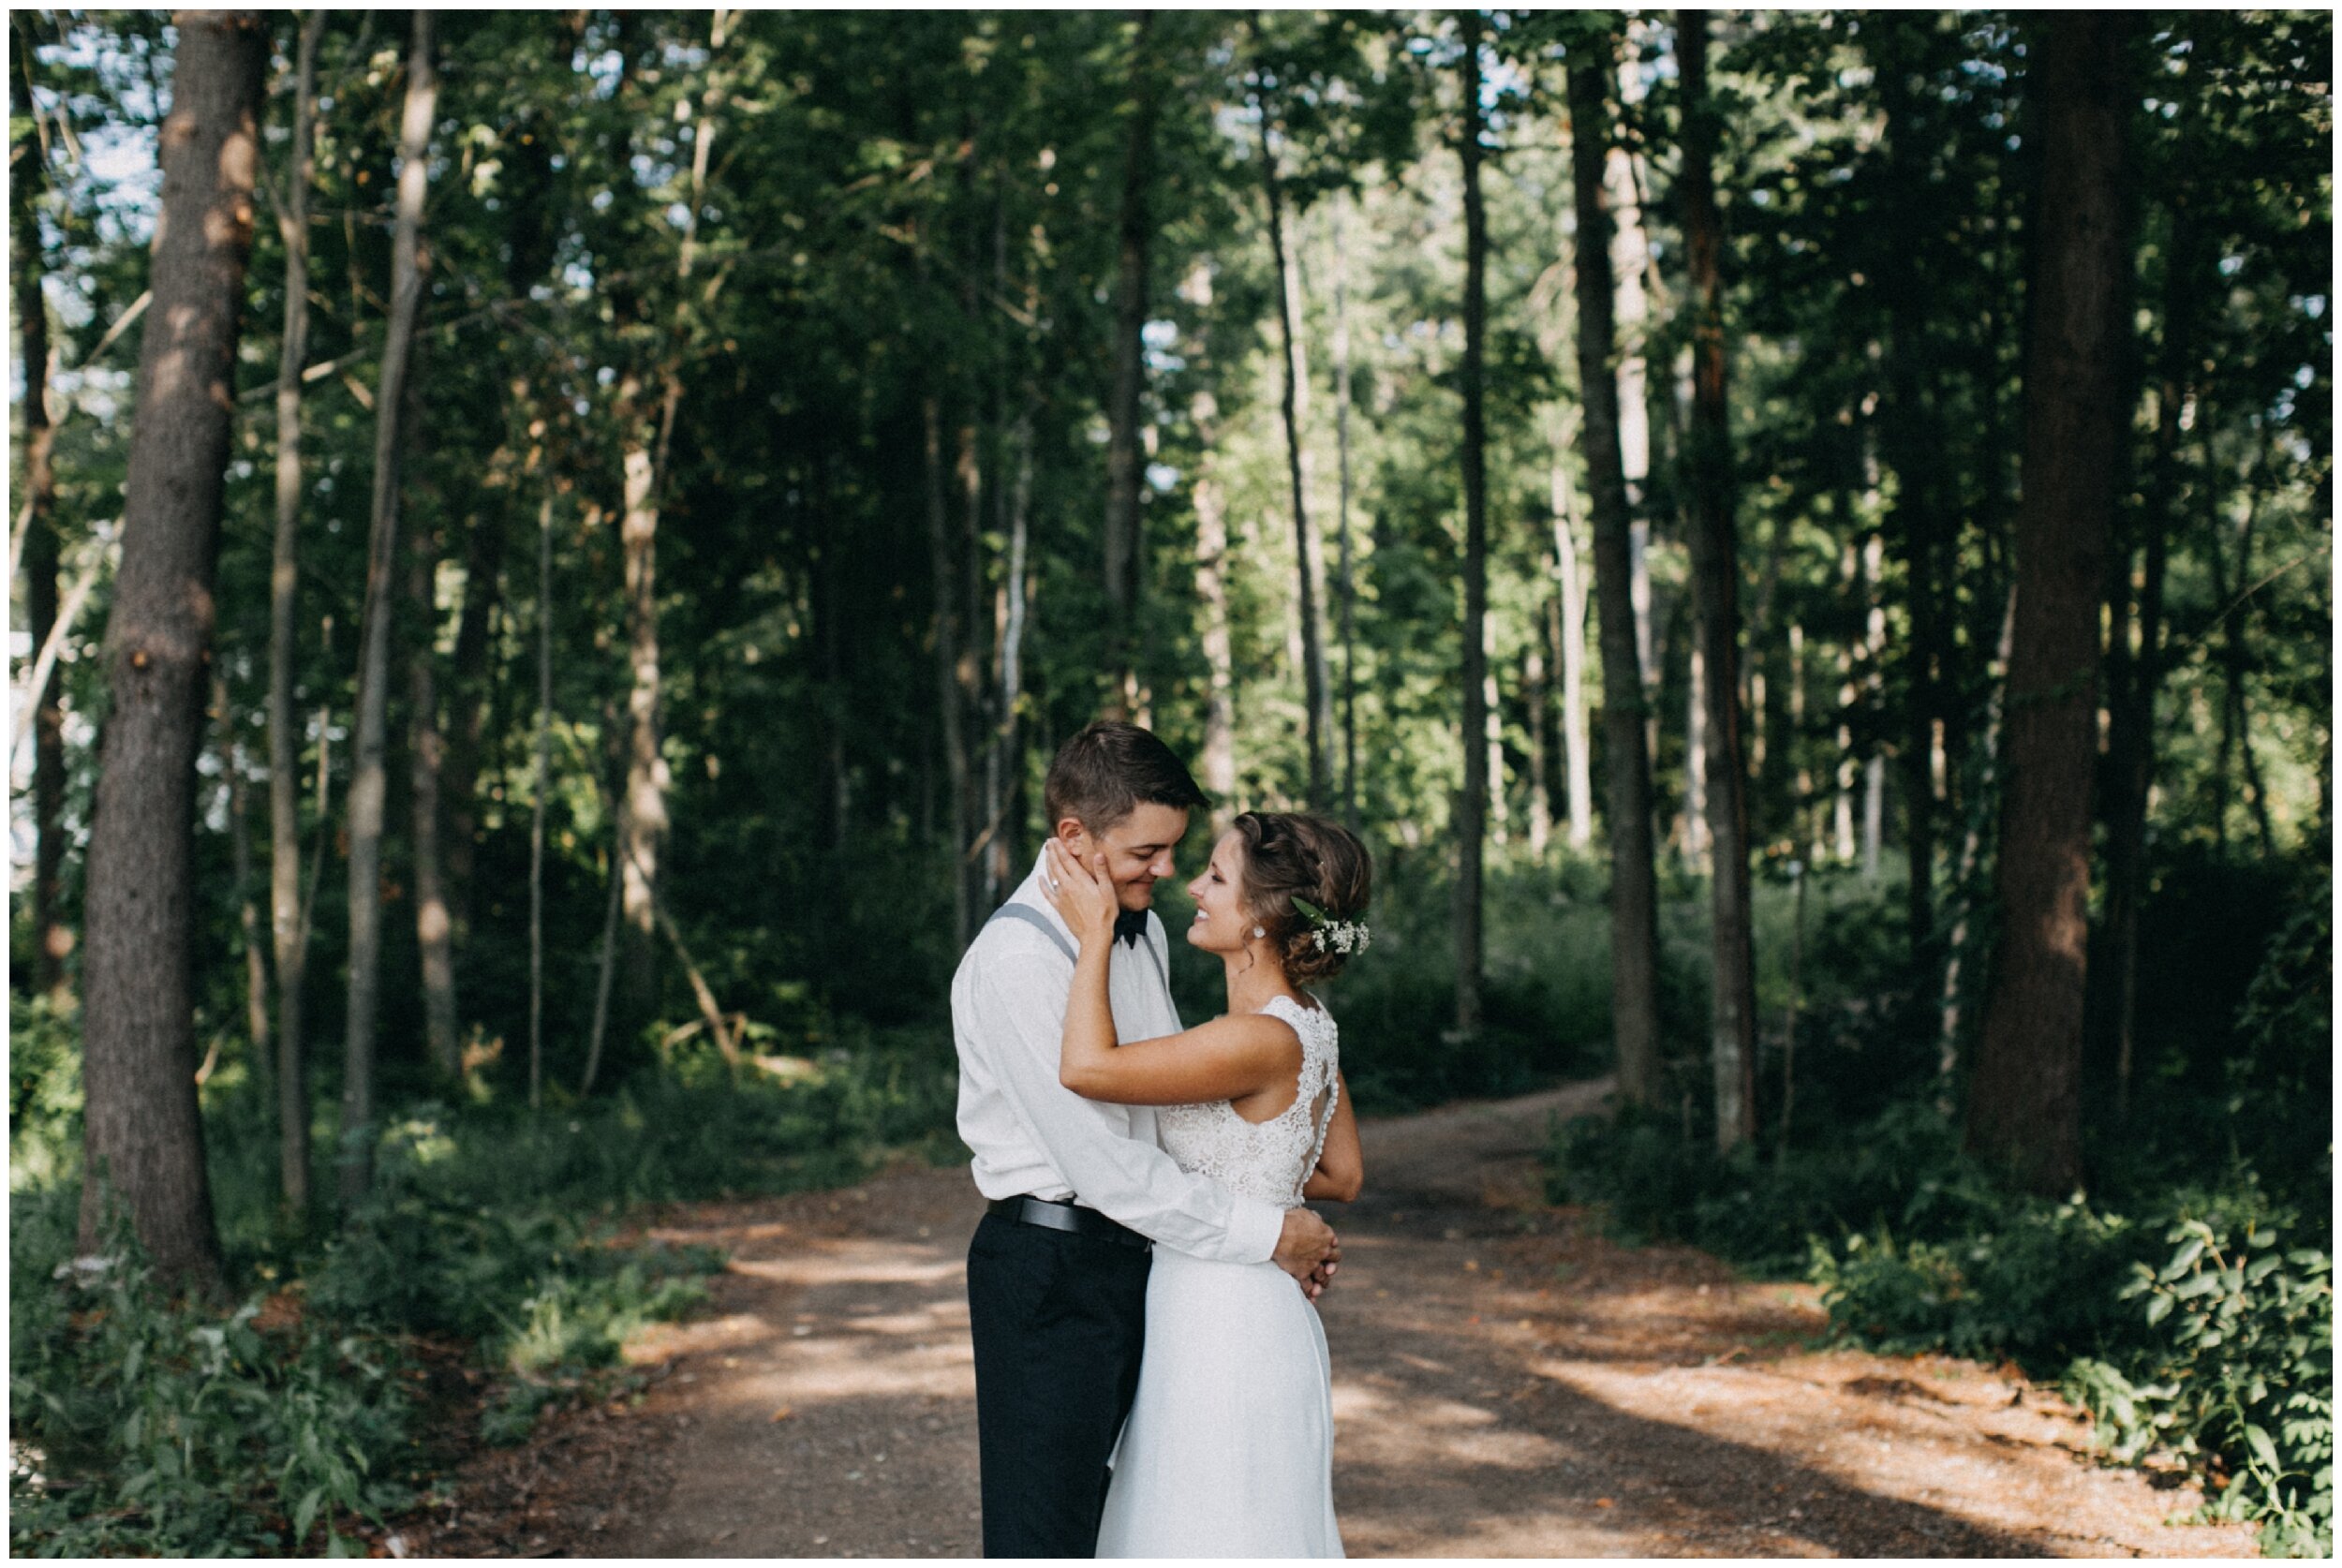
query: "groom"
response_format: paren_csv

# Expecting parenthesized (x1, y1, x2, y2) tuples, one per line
(952, 720, 1341, 1559)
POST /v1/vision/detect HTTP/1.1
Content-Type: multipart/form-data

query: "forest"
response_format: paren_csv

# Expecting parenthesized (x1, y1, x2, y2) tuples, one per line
(8, 7, 2332, 1557)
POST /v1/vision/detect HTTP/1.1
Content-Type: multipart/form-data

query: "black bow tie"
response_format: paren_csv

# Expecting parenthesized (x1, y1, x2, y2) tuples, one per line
(1114, 909, 1149, 948)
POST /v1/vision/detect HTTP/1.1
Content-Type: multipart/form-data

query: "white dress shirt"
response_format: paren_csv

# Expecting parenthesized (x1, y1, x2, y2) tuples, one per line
(951, 850, 1284, 1265)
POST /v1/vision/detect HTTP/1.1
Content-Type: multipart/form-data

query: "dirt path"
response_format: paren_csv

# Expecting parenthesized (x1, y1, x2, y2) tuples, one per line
(419, 1081, 2254, 1558)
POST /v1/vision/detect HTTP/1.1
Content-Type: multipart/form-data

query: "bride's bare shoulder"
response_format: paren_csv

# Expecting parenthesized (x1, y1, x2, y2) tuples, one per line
(1198, 1007, 1306, 1063)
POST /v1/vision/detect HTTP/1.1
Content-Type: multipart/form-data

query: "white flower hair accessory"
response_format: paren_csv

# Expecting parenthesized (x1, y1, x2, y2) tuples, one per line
(1291, 896, 1371, 956)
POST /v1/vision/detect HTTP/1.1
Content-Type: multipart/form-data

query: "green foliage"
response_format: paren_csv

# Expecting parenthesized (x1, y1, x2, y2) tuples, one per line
(1550, 854, 2335, 1552)
(1812, 1194, 2157, 1365)
(1553, 1097, 1979, 1273)
(7, 993, 82, 1192)
(2073, 1211, 2333, 1556)
(8, 1022, 968, 1553)
(9, 1190, 411, 1557)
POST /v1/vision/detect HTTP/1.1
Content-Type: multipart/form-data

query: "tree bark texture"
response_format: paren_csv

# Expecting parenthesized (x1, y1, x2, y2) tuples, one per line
(1565, 32, 1663, 1107)
(1966, 11, 2134, 1197)
(341, 9, 436, 1206)
(1679, 10, 1757, 1153)
(1101, 11, 1157, 712)
(76, 9, 266, 1288)
(1453, 11, 1489, 1040)
(267, 7, 322, 1212)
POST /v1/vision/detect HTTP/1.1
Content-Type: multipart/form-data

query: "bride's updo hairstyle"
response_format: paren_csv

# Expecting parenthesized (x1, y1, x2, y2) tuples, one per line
(1230, 811, 1373, 984)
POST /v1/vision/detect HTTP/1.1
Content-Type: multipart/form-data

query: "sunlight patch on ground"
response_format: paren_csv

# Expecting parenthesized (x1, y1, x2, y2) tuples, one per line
(1521, 1355, 2231, 1557)
(725, 1252, 966, 1290)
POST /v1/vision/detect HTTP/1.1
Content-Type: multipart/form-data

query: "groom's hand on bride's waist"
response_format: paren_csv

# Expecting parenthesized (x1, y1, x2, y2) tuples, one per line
(1272, 1207, 1341, 1300)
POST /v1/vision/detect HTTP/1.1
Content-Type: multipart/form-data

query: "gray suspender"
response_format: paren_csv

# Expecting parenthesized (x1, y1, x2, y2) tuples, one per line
(983, 901, 1169, 988)
(985, 902, 1076, 965)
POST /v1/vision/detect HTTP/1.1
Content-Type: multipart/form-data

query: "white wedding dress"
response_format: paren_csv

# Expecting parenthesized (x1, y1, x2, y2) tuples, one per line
(1095, 994, 1345, 1559)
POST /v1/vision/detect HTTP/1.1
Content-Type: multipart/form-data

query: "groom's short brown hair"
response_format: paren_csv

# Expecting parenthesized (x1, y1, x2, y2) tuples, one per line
(1045, 720, 1210, 836)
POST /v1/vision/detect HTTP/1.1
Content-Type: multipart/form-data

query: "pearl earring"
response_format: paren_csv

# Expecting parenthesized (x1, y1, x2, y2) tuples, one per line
(1252, 925, 1265, 939)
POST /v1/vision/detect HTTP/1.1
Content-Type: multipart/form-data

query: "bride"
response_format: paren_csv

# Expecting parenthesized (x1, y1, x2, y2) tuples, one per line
(1041, 809, 1371, 1559)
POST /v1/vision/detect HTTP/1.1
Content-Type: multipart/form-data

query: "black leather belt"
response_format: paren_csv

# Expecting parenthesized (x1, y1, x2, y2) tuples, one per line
(988, 1195, 1150, 1250)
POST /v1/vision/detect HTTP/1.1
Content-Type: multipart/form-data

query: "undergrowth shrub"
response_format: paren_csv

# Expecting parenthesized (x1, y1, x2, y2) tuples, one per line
(9, 1013, 963, 1554)
(2067, 1209, 2333, 1556)
(1547, 853, 2334, 1554)
(9, 1190, 412, 1556)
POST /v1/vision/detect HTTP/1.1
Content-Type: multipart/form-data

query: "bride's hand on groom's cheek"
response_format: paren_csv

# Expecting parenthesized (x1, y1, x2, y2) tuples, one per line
(1042, 839, 1118, 939)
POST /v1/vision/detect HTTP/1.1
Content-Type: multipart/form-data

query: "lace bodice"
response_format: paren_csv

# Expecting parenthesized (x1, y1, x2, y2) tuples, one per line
(1157, 995, 1340, 1210)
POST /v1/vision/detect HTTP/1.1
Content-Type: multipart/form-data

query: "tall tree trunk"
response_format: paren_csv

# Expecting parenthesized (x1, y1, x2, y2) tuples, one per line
(1526, 633, 1551, 857)
(341, 10, 435, 1206)
(580, 828, 625, 1099)
(1486, 621, 1507, 848)
(1552, 449, 1593, 848)
(1966, 12, 2133, 1197)
(1684, 644, 1709, 865)
(616, 403, 671, 1014)
(267, 7, 321, 1213)
(957, 408, 986, 919)
(76, 10, 265, 1289)
(1610, 44, 1660, 760)
(408, 519, 460, 1079)
(1256, 86, 1334, 808)
(1860, 531, 1886, 875)
(613, 21, 723, 1024)
(1453, 10, 1489, 1040)
(1332, 198, 1360, 827)
(1101, 11, 1157, 713)
(440, 501, 504, 937)
(13, 31, 67, 999)
(1790, 622, 1817, 860)
(1877, 65, 1945, 962)
(922, 394, 970, 948)
(1938, 584, 2019, 1095)
(1566, 25, 1663, 1107)
(986, 410, 1034, 894)
(1679, 9, 1757, 1154)
(2222, 455, 2278, 858)
(529, 493, 553, 1108)
(2102, 206, 2198, 1118)
(1193, 393, 1238, 823)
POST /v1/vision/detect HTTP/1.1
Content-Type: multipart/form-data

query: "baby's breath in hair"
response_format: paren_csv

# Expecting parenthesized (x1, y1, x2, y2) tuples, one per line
(1291, 896, 1372, 956)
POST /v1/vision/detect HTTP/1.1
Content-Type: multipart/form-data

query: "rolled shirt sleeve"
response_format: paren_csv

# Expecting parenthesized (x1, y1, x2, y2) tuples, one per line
(967, 949, 1284, 1265)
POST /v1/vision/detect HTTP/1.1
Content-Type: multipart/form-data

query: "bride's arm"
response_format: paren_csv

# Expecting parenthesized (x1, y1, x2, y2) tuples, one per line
(1302, 1072, 1362, 1202)
(1045, 840, 1302, 1108)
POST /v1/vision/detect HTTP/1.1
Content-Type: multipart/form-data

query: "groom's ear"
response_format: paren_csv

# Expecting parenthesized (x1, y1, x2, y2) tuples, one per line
(1054, 817, 1089, 851)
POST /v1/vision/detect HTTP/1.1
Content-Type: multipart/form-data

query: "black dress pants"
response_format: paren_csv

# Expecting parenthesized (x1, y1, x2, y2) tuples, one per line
(966, 1209, 1152, 1558)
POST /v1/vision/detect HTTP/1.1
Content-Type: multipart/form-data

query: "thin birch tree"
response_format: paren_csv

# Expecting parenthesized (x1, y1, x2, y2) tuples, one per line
(266, 7, 323, 1212)
(340, 9, 436, 1206)
(1453, 8, 1490, 1040)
